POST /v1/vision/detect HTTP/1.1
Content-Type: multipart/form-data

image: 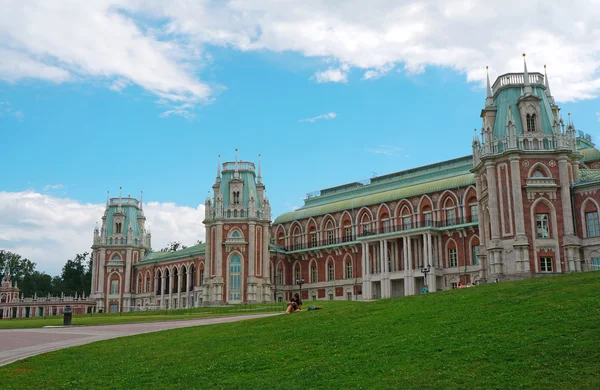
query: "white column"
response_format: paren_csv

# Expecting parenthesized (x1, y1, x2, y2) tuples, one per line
(205, 226, 212, 277)
(558, 157, 575, 236)
(486, 162, 501, 239)
(248, 222, 255, 277)
(98, 248, 106, 293)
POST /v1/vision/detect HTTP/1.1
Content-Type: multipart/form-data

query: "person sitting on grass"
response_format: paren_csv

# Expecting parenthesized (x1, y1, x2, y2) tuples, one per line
(286, 293, 303, 313)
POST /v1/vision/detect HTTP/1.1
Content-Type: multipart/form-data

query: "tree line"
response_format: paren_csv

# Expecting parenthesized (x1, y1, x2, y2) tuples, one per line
(0, 250, 92, 298)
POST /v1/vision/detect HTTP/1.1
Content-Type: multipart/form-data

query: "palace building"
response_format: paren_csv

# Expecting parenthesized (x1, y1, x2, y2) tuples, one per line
(89, 58, 600, 312)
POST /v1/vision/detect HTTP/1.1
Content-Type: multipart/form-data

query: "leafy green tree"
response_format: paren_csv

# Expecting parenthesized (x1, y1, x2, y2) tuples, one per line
(60, 252, 91, 296)
(20, 271, 53, 297)
(160, 241, 188, 252)
(0, 250, 36, 287)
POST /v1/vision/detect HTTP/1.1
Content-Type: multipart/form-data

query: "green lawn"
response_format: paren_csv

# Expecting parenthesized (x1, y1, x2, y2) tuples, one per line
(2, 272, 599, 389)
(0, 304, 285, 329)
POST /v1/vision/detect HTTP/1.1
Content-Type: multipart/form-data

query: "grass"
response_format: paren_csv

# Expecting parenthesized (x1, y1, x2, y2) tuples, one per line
(0, 304, 285, 329)
(1, 272, 599, 389)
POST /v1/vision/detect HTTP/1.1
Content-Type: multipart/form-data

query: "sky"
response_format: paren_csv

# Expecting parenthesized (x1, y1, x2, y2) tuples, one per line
(1, 0, 600, 276)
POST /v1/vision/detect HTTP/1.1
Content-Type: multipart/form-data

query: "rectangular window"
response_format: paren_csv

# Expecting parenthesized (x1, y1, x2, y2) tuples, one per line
(345, 261, 353, 279)
(311, 266, 317, 283)
(109, 303, 118, 313)
(449, 248, 458, 267)
(472, 245, 479, 265)
(540, 257, 553, 272)
(328, 263, 335, 281)
(446, 209, 456, 226)
(586, 212, 600, 237)
(536, 214, 550, 238)
(294, 236, 301, 250)
(111, 280, 119, 294)
(327, 230, 334, 245)
(276, 269, 283, 285)
(362, 223, 371, 236)
(470, 204, 479, 222)
(310, 232, 317, 247)
(402, 216, 411, 230)
(295, 267, 301, 283)
(424, 212, 433, 227)
(592, 258, 600, 271)
(344, 226, 352, 242)
(382, 220, 390, 233)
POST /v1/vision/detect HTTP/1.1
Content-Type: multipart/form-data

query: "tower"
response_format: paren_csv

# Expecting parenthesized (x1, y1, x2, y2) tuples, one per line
(91, 188, 150, 312)
(472, 55, 580, 281)
(203, 151, 272, 304)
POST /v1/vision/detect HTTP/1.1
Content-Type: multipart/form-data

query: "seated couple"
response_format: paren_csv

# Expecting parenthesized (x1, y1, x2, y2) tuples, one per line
(286, 293, 302, 313)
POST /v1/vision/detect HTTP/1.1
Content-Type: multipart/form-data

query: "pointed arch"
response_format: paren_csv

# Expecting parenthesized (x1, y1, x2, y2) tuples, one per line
(527, 162, 552, 178)
(320, 214, 338, 231)
(394, 199, 414, 219)
(343, 253, 353, 279)
(326, 255, 336, 281)
(275, 259, 286, 285)
(581, 197, 600, 238)
(292, 260, 302, 284)
(356, 207, 374, 236)
(377, 203, 392, 233)
(418, 195, 435, 227)
(437, 190, 459, 210)
(445, 238, 458, 268)
(288, 220, 304, 237)
(322, 214, 337, 244)
(228, 227, 244, 239)
(274, 224, 286, 246)
(309, 258, 319, 283)
(226, 251, 244, 303)
(468, 235, 481, 266)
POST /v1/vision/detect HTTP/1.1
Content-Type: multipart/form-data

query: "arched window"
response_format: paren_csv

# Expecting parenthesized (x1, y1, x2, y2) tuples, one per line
(328, 261, 335, 281)
(276, 267, 283, 285)
(343, 223, 352, 242)
(311, 263, 317, 283)
(360, 214, 371, 236)
(533, 170, 544, 178)
(229, 255, 241, 302)
(232, 230, 240, 238)
(156, 270, 162, 295)
(293, 227, 301, 250)
(325, 220, 335, 245)
(294, 265, 301, 283)
(345, 261, 353, 279)
(111, 279, 119, 294)
(526, 114, 536, 132)
(116, 222, 122, 234)
(145, 275, 151, 293)
(137, 275, 142, 293)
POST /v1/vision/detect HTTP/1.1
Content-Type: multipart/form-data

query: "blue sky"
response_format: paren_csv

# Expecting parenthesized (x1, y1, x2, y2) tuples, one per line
(1, 1, 600, 275)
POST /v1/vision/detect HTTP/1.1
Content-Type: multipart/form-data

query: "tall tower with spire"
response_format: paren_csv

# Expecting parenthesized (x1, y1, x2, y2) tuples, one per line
(91, 188, 150, 312)
(471, 55, 581, 281)
(203, 151, 272, 304)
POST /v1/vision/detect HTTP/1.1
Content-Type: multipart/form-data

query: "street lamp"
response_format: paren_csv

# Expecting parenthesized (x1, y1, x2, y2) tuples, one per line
(420, 264, 431, 293)
(296, 277, 305, 299)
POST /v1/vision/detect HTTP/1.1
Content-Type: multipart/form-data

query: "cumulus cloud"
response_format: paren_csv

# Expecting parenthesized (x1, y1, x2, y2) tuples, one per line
(2, 1, 600, 104)
(299, 112, 337, 123)
(0, 191, 205, 276)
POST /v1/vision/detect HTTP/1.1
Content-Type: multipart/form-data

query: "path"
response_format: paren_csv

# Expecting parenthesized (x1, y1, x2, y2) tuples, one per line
(0, 313, 280, 366)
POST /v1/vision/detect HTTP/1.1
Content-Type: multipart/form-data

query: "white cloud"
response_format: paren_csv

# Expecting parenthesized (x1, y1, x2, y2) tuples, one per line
(0, 101, 24, 121)
(0, 191, 205, 276)
(363, 64, 395, 80)
(314, 67, 349, 83)
(366, 145, 409, 158)
(299, 112, 337, 123)
(3, 1, 600, 103)
(43, 184, 65, 191)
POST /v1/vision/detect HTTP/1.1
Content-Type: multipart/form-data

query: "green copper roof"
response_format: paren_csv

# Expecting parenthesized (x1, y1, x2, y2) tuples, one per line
(220, 170, 261, 209)
(492, 86, 555, 139)
(139, 243, 206, 265)
(574, 169, 600, 186)
(580, 147, 600, 163)
(104, 199, 143, 237)
(274, 172, 475, 225)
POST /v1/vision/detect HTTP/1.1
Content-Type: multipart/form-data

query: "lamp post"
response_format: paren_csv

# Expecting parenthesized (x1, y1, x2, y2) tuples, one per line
(296, 277, 305, 299)
(420, 264, 431, 293)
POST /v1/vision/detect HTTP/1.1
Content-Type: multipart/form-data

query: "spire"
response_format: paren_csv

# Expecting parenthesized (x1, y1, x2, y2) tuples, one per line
(205, 191, 211, 203)
(522, 53, 531, 95)
(257, 154, 262, 183)
(485, 66, 493, 107)
(216, 155, 221, 184)
(119, 186, 122, 203)
(106, 190, 109, 207)
(140, 190, 143, 210)
(234, 148, 239, 179)
(472, 128, 479, 145)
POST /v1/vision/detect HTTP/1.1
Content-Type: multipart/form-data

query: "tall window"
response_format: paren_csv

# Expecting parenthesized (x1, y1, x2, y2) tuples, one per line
(446, 209, 456, 226)
(472, 245, 479, 265)
(586, 211, 600, 237)
(111, 280, 119, 294)
(540, 257, 553, 272)
(536, 214, 550, 238)
(311, 264, 317, 283)
(199, 269, 205, 285)
(449, 248, 458, 267)
(345, 261, 353, 279)
(310, 232, 317, 247)
(328, 262, 335, 281)
(295, 266, 301, 283)
(424, 212, 433, 227)
(361, 216, 371, 236)
(344, 225, 352, 242)
(229, 255, 241, 302)
(382, 219, 390, 233)
(116, 222, 122, 234)
(470, 204, 479, 222)
(526, 114, 536, 132)
(232, 191, 240, 205)
(145, 277, 150, 293)
(293, 231, 301, 250)
(137, 278, 142, 293)
(327, 229, 335, 245)
(592, 258, 600, 271)
(276, 268, 283, 285)
(402, 216, 411, 230)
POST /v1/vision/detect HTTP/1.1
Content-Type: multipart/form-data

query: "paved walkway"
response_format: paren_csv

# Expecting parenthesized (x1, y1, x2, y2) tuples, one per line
(0, 313, 280, 366)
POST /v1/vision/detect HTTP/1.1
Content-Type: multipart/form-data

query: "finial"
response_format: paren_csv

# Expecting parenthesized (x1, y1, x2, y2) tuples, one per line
(522, 53, 531, 94)
(234, 148, 239, 178)
(257, 153, 262, 183)
(216, 155, 221, 183)
(544, 64, 553, 101)
(485, 66, 493, 106)
(140, 190, 143, 209)
(119, 186, 122, 203)
(106, 190, 109, 207)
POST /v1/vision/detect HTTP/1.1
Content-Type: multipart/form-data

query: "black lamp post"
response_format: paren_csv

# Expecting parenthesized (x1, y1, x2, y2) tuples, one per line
(296, 277, 305, 298)
(420, 264, 431, 292)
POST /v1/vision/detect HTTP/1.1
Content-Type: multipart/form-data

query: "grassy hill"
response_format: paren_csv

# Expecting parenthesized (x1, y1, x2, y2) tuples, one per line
(2, 272, 599, 389)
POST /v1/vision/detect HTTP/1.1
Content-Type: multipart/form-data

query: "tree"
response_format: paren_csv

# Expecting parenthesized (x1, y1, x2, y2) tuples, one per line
(20, 271, 53, 297)
(0, 250, 36, 288)
(60, 252, 92, 296)
(160, 241, 187, 252)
